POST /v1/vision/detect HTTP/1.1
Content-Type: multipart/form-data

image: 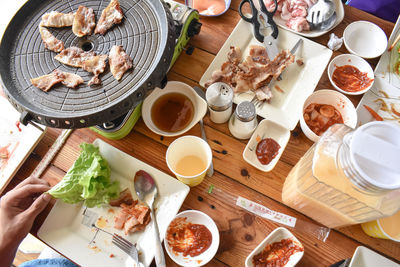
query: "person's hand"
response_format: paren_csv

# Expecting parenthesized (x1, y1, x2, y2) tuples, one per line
(0, 177, 51, 248)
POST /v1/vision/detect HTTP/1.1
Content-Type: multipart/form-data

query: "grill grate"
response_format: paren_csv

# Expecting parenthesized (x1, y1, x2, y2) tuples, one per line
(0, 0, 175, 128)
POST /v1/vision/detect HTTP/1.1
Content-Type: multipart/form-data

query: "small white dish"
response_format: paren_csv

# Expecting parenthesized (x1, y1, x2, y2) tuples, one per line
(245, 227, 304, 267)
(164, 210, 220, 267)
(328, 54, 374, 95)
(142, 81, 207, 137)
(185, 0, 231, 17)
(344, 21, 388, 59)
(349, 246, 399, 267)
(243, 120, 290, 172)
(300, 89, 357, 142)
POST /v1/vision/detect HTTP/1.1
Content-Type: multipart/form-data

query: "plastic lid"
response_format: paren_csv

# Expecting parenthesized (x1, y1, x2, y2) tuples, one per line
(349, 121, 400, 190)
(206, 82, 233, 111)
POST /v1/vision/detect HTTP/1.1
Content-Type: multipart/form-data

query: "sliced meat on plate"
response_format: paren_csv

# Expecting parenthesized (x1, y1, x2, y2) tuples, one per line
(109, 45, 133, 80)
(109, 188, 134, 207)
(40, 11, 75, 27)
(114, 201, 151, 235)
(95, 0, 123, 35)
(39, 26, 64, 52)
(82, 54, 108, 85)
(72, 6, 96, 37)
(31, 70, 83, 91)
(55, 46, 96, 68)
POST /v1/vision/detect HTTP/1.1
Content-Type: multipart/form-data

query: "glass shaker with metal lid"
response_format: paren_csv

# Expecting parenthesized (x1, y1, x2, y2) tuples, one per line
(206, 82, 234, 124)
(282, 121, 400, 228)
(228, 101, 258, 139)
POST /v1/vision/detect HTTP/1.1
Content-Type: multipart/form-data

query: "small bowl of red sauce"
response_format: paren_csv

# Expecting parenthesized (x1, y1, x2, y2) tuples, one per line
(328, 54, 374, 95)
(300, 89, 357, 142)
(243, 119, 290, 172)
(164, 210, 219, 266)
(245, 227, 304, 267)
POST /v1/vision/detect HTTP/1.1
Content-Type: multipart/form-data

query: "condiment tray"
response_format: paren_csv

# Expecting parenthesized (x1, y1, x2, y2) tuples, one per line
(199, 19, 332, 130)
(243, 119, 290, 172)
(38, 139, 190, 267)
(245, 227, 304, 267)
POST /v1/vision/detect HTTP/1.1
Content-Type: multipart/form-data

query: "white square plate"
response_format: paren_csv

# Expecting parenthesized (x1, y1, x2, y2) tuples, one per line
(38, 139, 190, 267)
(0, 97, 45, 194)
(349, 246, 399, 267)
(357, 16, 400, 126)
(199, 19, 332, 130)
(243, 119, 290, 172)
(245, 227, 304, 267)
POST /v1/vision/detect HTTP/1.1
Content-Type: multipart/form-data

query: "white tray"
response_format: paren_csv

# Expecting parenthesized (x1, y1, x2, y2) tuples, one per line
(200, 19, 332, 130)
(38, 139, 190, 267)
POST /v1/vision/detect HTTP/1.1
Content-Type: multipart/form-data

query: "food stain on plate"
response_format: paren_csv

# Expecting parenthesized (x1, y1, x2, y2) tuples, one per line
(96, 216, 108, 228)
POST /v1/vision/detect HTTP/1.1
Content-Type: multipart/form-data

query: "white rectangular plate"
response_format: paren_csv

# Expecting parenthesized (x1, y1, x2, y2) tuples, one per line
(199, 19, 332, 130)
(0, 97, 45, 193)
(38, 139, 190, 267)
(357, 16, 400, 126)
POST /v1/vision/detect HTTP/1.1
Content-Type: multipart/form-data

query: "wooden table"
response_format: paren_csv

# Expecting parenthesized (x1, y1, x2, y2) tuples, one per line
(5, 2, 400, 266)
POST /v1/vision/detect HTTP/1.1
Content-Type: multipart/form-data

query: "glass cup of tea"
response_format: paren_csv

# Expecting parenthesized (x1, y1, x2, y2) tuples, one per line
(166, 135, 212, 187)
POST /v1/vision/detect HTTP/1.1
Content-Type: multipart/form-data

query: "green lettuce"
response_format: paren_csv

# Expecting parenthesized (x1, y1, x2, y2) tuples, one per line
(49, 143, 119, 207)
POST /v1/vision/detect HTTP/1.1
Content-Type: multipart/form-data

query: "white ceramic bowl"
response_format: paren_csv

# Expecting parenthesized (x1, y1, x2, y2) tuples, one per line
(142, 81, 207, 137)
(245, 227, 304, 267)
(300, 89, 357, 142)
(243, 119, 290, 172)
(186, 0, 231, 17)
(328, 54, 374, 95)
(164, 210, 220, 267)
(344, 21, 388, 59)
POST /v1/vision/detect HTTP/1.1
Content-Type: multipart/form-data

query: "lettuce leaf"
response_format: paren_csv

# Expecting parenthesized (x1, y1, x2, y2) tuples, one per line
(48, 143, 119, 207)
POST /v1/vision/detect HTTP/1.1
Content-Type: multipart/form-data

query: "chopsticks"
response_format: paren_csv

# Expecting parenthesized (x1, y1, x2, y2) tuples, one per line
(388, 32, 400, 51)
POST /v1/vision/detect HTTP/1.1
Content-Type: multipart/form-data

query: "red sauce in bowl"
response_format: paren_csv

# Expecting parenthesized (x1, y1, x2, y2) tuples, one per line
(252, 238, 304, 267)
(166, 217, 212, 257)
(303, 103, 344, 136)
(256, 138, 280, 165)
(332, 65, 373, 92)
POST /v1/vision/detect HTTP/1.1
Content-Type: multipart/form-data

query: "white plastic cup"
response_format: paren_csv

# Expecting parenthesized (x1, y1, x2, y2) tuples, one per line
(166, 136, 212, 187)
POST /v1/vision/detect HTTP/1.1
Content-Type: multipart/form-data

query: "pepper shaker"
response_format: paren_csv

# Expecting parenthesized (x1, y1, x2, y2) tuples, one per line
(228, 101, 258, 139)
(205, 82, 234, 124)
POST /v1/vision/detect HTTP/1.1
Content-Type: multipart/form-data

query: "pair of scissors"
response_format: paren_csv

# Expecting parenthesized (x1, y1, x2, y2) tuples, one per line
(239, 0, 279, 60)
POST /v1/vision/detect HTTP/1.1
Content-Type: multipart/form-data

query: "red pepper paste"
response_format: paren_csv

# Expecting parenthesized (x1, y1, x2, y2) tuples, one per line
(256, 138, 280, 165)
(252, 238, 304, 267)
(166, 217, 212, 257)
(332, 65, 373, 92)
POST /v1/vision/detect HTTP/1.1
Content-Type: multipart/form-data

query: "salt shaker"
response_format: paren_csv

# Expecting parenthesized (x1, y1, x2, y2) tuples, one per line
(228, 101, 258, 139)
(206, 82, 234, 124)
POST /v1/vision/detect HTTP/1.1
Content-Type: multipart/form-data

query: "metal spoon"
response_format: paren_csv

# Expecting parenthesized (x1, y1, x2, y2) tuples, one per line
(306, 0, 335, 25)
(134, 170, 165, 267)
(310, 11, 337, 31)
(193, 86, 214, 177)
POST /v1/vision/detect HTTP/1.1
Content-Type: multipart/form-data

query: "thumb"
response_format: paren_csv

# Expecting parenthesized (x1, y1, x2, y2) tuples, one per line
(25, 193, 52, 218)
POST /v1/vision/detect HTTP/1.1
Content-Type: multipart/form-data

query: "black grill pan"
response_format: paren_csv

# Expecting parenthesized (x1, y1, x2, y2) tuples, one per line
(0, 0, 175, 128)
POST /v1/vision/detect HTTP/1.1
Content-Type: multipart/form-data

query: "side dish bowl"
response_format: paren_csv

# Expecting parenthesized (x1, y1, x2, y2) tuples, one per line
(243, 119, 290, 172)
(164, 210, 220, 267)
(185, 0, 231, 17)
(328, 54, 374, 95)
(142, 81, 207, 137)
(245, 227, 304, 267)
(300, 89, 357, 142)
(344, 21, 387, 59)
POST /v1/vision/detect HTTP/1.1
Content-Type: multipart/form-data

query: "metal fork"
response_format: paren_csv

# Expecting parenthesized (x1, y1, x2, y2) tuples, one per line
(112, 234, 140, 263)
(306, 0, 335, 25)
(250, 95, 264, 108)
(92, 224, 140, 264)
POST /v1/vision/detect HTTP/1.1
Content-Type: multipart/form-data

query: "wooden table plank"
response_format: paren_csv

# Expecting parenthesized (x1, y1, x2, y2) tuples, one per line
(4, 2, 399, 267)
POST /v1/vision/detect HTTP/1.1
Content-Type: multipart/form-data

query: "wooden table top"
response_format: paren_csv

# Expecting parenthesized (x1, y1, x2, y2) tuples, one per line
(4, 1, 400, 266)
